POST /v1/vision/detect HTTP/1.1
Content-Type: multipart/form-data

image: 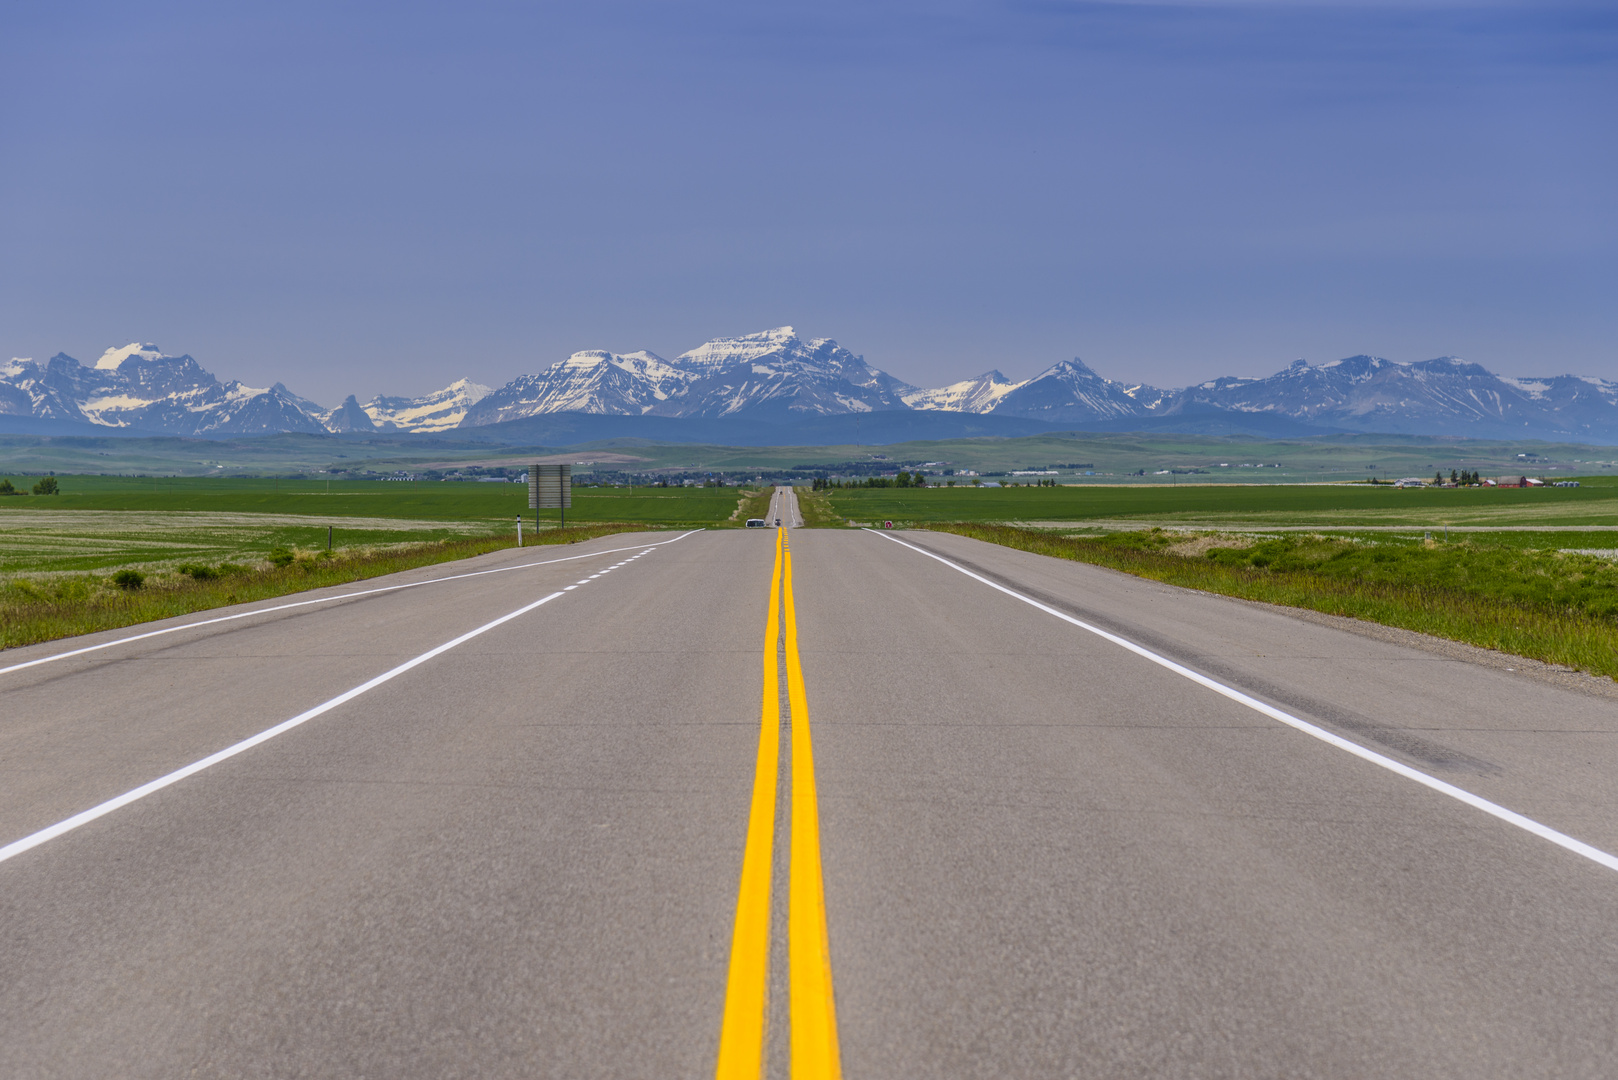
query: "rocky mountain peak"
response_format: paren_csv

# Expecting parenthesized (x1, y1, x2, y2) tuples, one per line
(95, 343, 167, 370)
(6, 332, 1618, 441)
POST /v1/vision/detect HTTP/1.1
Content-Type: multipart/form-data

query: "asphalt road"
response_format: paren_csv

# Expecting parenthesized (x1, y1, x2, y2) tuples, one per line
(5, 518, 1618, 1077)
(768, 485, 802, 528)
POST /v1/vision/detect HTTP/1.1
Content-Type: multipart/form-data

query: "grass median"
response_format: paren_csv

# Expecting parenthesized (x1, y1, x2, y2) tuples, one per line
(0, 523, 644, 652)
(929, 523, 1618, 680)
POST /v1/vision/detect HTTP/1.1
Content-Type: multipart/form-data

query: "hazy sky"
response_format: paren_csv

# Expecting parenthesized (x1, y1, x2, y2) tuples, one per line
(3, 0, 1613, 404)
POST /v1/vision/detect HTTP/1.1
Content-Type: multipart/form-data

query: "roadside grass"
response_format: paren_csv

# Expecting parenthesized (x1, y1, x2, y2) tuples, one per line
(0, 523, 649, 652)
(795, 486, 844, 528)
(930, 523, 1618, 680)
(733, 487, 773, 523)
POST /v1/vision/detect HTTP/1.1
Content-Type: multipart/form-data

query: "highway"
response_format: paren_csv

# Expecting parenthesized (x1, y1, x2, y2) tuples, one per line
(5, 493, 1618, 1077)
(768, 484, 803, 528)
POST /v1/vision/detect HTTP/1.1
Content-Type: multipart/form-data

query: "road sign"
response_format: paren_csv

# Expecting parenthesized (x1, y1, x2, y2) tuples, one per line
(530, 464, 572, 509)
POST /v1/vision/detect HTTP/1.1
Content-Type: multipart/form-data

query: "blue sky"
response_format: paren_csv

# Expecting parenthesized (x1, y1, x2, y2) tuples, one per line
(2, 0, 1613, 403)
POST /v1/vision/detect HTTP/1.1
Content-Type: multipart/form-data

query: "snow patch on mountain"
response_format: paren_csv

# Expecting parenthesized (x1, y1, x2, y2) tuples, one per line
(676, 326, 805, 378)
(647, 328, 918, 419)
(95, 343, 165, 370)
(80, 394, 161, 425)
(362, 377, 492, 432)
(464, 351, 690, 424)
(905, 370, 1025, 412)
(1121, 384, 1171, 411)
(986, 358, 1153, 422)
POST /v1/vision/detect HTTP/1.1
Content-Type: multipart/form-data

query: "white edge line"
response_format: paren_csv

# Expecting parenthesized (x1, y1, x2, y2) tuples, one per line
(0, 588, 569, 865)
(0, 530, 703, 677)
(869, 529, 1618, 875)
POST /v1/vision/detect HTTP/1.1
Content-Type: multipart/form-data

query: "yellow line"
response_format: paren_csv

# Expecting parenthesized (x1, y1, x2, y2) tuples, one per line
(715, 527, 785, 1080)
(783, 539, 842, 1080)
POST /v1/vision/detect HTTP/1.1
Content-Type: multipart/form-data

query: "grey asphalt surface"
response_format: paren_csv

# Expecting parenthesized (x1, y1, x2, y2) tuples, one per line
(5, 518, 1618, 1077)
(768, 485, 802, 528)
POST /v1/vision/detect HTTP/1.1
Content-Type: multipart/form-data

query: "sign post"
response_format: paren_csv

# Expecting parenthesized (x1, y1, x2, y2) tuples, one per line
(529, 463, 572, 532)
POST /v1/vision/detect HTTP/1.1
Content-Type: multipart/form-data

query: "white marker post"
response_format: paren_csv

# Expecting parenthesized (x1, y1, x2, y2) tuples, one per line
(517, 515, 522, 547)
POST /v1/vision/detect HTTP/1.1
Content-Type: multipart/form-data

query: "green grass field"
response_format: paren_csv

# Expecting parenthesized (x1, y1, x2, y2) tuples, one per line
(0, 474, 748, 522)
(828, 478, 1618, 528)
(5, 428, 1614, 483)
(0, 526, 639, 651)
(0, 476, 753, 576)
(0, 475, 754, 650)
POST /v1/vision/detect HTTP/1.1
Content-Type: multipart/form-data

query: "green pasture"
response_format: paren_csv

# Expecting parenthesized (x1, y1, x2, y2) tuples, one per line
(0, 476, 749, 575)
(5, 428, 1615, 482)
(0, 474, 746, 522)
(828, 478, 1618, 529)
(0, 511, 498, 575)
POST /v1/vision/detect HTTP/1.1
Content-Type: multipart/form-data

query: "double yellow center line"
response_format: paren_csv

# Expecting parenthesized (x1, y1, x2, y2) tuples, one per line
(716, 528, 842, 1080)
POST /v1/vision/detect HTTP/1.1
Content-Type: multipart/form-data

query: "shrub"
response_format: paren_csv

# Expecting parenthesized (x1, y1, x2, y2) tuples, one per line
(112, 569, 145, 590)
(0, 479, 14, 495)
(177, 563, 220, 580)
(267, 547, 296, 567)
(32, 477, 58, 495)
(3, 579, 47, 602)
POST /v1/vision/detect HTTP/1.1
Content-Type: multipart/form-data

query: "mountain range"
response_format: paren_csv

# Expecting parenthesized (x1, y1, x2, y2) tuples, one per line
(5, 327, 1617, 443)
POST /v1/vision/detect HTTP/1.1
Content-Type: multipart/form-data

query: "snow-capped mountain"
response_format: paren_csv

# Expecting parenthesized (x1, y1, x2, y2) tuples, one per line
(652, 327, 919, 417)
(0, 345, 328, 435)
(7, 333, 1618, 441)
(974, 358, 1168, 423)
(464, 351, 691, 424)
(902, 359, 1170, 421)
(902, 370, 1020, 412)
(1162, 355, 1618, 439)
(462, 328, 920, 423)
(324, 395, 378, 433)
(358, 378, 492, 432)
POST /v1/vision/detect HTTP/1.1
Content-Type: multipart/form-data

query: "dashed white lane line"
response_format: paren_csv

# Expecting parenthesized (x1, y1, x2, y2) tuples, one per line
(0, 531, 704, 678)
(872, 528, 1618, 877)
(0, 530, 706, 867)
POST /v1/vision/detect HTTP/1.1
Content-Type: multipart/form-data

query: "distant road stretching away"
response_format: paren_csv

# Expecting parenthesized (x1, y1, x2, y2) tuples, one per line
(4, 488, 1618, 1078)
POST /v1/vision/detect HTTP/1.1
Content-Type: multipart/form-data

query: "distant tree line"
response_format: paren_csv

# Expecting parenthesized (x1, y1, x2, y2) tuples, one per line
(814, 472, 928, 489)
(0, 476, 58, 495)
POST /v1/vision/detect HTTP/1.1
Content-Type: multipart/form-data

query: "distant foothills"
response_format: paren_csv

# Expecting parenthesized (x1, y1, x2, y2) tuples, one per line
(5, 326, 1618, 443)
